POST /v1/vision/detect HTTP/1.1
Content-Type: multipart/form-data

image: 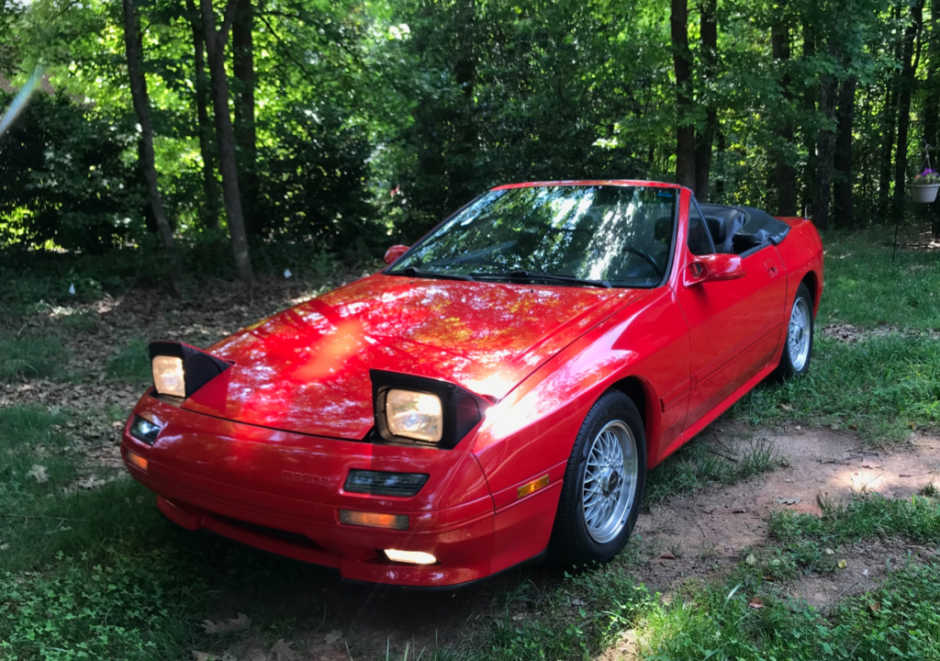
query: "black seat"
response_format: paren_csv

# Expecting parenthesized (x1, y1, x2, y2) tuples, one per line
(700, 205, 747, 254)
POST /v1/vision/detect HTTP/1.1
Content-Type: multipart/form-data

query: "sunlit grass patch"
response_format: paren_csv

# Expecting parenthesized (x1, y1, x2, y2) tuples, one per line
(0, 333, 69, 382)
(735, 335, 940, 442)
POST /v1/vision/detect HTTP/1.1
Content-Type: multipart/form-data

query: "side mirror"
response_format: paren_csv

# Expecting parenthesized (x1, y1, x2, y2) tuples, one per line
(685, 253, 746, 286)
(383, 244, 410, 265)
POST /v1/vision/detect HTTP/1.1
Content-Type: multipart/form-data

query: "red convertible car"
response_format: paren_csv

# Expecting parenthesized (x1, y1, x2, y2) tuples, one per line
(122, 181, 823, 588)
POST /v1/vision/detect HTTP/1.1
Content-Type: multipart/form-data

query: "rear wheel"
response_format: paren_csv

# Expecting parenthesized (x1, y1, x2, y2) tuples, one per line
(549, 391, 646, 567)
(774, 282, 814, 380)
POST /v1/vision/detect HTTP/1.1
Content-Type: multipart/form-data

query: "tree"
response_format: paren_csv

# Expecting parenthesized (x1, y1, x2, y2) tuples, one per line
(200, 0, 253, 282)
(772, 0, 797, 215)
(185, 0, 220, 231)
(833, 74, 857, 227)
(232, 0, 256, 235)
(671, 0, 696, 190)
(694, 0, 717, 201)
(893, 0, 925, 215)
(121, 0, 178, 270)
(924, 0, 940, 237)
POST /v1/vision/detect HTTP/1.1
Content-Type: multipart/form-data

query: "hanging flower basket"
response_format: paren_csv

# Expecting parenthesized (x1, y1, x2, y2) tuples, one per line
(912, 169, 940, 203)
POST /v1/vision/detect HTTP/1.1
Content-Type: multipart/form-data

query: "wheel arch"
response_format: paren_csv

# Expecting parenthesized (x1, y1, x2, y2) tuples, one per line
(608, 375, 657, 453)
(800, 270, 821, 316)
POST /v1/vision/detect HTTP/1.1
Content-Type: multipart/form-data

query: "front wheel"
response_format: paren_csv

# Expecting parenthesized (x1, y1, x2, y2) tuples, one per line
(774, 282, 814, 380)
(549, 391, 647, 567)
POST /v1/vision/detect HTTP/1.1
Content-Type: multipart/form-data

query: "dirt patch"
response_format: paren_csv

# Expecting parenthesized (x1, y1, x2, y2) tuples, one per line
(632, 427, 940, 592)
(786, 537, 937, 613)
(820, 322, 940, 343)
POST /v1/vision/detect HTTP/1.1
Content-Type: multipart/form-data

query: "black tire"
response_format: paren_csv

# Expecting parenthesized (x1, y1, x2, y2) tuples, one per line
(549, 390, 647, 568)
(773, 282, 814, 381)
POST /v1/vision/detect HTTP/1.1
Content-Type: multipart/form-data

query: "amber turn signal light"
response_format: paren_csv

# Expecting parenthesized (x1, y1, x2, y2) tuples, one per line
(339, 509, 408, 530)
(517, 474, 549, 499)
(125, 449, 149, 472)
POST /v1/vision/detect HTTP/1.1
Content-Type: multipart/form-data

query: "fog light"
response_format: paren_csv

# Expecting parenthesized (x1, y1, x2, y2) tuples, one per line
(125, 449, 148, 472)
(129, 415, 161, 445)
(344, 470, 428, 497)
(339, 509, 408, 530)
(384, 549, 437, 565)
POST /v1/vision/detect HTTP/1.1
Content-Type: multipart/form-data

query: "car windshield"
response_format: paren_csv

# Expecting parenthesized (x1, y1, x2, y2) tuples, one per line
(389, 185, 677, 288)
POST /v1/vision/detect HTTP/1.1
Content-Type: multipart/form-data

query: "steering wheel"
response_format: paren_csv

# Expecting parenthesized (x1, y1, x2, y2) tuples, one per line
(625, 247, 664, 277)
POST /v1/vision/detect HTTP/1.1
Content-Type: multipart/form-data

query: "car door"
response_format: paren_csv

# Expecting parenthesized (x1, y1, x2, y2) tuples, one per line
(674, 194, 787, 430)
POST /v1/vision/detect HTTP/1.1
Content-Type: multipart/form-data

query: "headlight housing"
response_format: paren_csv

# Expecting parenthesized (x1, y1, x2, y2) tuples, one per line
(370, 370, 489, 449)
(148, 341, 232, 400)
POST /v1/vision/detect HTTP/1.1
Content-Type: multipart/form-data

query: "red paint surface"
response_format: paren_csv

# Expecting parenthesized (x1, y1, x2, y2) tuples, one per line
(123, 182, 824, 587)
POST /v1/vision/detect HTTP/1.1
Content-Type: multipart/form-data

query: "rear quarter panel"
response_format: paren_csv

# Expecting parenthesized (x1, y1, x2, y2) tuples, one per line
(774, 217, 825, 315)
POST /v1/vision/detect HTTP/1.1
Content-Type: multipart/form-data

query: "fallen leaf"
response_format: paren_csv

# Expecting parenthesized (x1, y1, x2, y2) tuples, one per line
(848, 424, 859, 431)
(748, 596, 764, 609)
(868, 602, 880, 613)
(775, 498, 801, 505)
(0, 543, 9, 551)
(659, 551, 677, 560)
(838, 559, 847, 569)
(201, 613, 252, 634)
(271, 639, 300, 661)
(26, 465, 48, 483)
(571, 598, 587, 606)
(745, 554, 757, 566)
(323, 628, 343, 644)
(779, 404, 793, 412)
(512, 613, 525, 621)
(825, 548, 834, 556)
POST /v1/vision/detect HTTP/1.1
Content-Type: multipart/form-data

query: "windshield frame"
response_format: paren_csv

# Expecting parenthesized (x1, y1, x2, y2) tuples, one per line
(384, 183, 681, 290)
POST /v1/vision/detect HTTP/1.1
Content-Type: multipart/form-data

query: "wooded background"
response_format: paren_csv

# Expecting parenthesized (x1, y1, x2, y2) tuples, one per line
(1, 0, 938, 282)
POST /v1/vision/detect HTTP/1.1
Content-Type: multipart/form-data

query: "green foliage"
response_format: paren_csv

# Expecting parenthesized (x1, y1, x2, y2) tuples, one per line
(0, 90, 145, 253)
(0, 333, 68, 382)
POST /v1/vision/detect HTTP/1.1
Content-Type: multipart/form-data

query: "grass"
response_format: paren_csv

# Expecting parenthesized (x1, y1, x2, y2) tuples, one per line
(106, 339, 151, 383)
(819, 230, 940, 330)
(645, 435, 782, 504)
(734, 334, 940, 441)
(0, 333, 68, 382)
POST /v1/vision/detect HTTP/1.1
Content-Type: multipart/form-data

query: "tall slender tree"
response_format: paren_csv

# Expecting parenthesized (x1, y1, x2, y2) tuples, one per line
(833, 74, 857, 227)
(122, 0, 179, 285)
(200, 0, 253, 282)
(232, 0, 256, 235)
(671, 0, 696, 190)
(800, 16, 817, 214)
(924, 0, 940, 237)
(694, 0, 717, 201)
(185, 0, 220, 231)
(772, 1, 797, 215)
(893, 0, 925, 214)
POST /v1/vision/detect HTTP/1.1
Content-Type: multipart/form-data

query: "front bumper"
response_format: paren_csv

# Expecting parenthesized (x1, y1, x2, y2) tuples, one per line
(122, 395, 560, 587)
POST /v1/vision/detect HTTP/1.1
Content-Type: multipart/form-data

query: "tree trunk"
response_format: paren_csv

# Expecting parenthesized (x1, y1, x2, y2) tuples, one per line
(772, 4, 797, 216)
(812, 67, 838, 230)
(233, 0, 257, 235)
(187, 6, 221, 232)
(122, 0, 176, 254)
(201, 0, 254, 282)
(800, 18, 816, 215)
(879, 5, 903, 215)
(893, 0, 925, 216)
(926, 0, 940, 237)
(671, 0, 696, 190)
(694, 0, 717, 201)
(833, 75, 857, 228)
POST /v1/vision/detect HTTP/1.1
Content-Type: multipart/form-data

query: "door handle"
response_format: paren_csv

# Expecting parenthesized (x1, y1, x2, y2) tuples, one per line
(764, 259, 779, 276)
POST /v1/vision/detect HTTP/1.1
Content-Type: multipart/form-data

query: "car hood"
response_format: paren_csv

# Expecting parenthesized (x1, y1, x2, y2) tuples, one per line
(181, 274, 646, 439)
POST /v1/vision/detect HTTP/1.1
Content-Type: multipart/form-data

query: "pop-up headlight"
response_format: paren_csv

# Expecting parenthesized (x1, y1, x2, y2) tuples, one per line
(370, 370, 489, 449)
(148, 341, 232, 400)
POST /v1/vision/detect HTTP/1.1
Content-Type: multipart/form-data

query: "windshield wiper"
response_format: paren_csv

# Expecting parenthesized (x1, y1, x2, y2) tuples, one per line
(470, 269, 611, 288)
(389, 266, 475, 281)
